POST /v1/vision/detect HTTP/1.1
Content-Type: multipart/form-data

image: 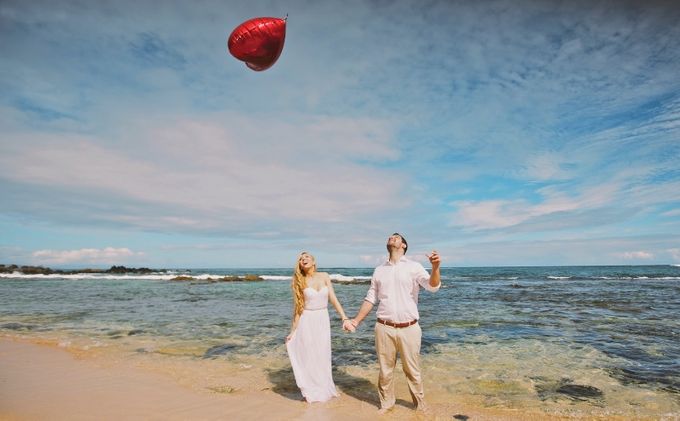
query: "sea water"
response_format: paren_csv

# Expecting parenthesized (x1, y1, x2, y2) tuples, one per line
(2, 265, 679, 417)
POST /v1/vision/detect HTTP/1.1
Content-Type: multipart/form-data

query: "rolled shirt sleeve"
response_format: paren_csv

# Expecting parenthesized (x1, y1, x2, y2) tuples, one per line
(413, 261, 441, 293)
(364, 271, 379, 304)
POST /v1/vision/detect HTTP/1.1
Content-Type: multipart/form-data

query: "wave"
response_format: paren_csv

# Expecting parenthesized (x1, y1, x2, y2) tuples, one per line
(0, 271, 374, 283)
(260, 274, 371, 283)
(447, 275, 680, 282)
(589, 276, 680, 281)
(329, 273, 371, 283)
(0, 271, 177, 280)
(260, 275, 290, 281)
(0, 272, 258, 281)
(448, 276, 520, 281)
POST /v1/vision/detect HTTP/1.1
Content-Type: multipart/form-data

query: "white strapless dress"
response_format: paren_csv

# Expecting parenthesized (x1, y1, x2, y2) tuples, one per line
(286, 286, 339, 402)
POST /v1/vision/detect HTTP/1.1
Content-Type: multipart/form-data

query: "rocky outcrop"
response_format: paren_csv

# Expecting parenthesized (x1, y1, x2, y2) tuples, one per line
(0, 264, 167, 275)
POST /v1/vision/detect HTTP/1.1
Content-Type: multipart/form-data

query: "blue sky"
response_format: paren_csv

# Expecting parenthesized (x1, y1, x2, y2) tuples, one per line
(1, 0, 679, 268)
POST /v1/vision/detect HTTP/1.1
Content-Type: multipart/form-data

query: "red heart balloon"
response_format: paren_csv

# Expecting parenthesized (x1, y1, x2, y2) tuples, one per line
(228, 17, 287, 71)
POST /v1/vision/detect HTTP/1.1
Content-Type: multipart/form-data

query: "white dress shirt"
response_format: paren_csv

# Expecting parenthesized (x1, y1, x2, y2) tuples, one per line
(364, 256, 440, 323)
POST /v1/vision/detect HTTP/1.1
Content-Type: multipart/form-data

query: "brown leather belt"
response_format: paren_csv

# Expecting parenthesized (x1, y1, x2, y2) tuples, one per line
(377, 318, 418, 328)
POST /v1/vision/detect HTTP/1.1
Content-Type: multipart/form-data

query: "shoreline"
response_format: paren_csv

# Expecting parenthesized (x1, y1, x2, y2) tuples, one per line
(0, 336, 583, 421)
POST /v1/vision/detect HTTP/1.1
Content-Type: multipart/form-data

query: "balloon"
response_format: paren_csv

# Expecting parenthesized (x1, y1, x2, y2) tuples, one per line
(228, 16, 287, 71)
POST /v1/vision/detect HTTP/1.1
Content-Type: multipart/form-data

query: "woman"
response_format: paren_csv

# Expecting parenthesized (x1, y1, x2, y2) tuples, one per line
(285, 251, 354, 402)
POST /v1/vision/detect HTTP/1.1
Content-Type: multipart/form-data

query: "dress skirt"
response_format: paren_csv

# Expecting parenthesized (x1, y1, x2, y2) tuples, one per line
(286, 306, 339, 402)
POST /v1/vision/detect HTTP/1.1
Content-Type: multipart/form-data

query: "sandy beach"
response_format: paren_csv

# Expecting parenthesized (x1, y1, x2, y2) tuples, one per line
(0, 339, 302, 421)
(0, 337, 576, 421)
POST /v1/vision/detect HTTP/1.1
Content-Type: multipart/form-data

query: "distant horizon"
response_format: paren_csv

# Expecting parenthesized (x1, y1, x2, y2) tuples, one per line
(3, 262, 679, 272)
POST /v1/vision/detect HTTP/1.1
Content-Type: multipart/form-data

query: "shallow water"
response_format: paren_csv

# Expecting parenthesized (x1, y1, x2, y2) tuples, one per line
(2, 265, 679, 417)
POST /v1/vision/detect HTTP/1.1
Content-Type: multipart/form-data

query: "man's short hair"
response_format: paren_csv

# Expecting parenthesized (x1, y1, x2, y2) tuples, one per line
(393, 232, 408, 254)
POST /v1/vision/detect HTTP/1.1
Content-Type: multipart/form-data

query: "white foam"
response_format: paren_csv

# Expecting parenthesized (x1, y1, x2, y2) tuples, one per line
(192, 274, 224, 280)
(260, 274, 371, 282)
(0, 272, 274, 281)
(0, 272, 330, 281)
(329, 273, 371, 282)
(547, 276, 571, 280)
(0, 272, 177, 280)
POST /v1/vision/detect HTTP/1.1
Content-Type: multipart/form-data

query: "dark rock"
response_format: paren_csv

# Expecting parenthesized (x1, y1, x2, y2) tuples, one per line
(203, 343, 243, 358)
(1, 322, 34, 331)
(106, 266, 162, 274)
(535, 377, 603, 402)
(170, 275, 195, 281)
(1, 263, 167, 276)
(555, 384, 603, 400)
(20, 266, 54, 275)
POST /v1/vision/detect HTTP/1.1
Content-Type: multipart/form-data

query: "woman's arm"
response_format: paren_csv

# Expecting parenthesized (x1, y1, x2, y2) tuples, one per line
(351, 300, 374, 327)
(325, 274, 354, 332)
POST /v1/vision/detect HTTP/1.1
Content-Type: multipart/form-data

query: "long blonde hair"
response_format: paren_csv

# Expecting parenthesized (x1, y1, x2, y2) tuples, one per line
(292, 252, 315, 317)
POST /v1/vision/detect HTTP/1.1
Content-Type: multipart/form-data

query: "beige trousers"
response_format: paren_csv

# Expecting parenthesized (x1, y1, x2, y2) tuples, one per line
(374, 321, 425, 409)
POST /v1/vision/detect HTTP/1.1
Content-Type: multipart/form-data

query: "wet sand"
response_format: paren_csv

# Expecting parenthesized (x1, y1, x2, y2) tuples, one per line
(0, 337, 575, 421)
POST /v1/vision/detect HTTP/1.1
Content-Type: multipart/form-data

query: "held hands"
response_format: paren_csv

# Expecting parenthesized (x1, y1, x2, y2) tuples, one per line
(342, 319, 356, 333)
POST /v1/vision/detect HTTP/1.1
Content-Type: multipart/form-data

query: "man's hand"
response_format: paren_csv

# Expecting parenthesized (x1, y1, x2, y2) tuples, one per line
(427, 250, 441, 269)
(342, 319, 356, 333)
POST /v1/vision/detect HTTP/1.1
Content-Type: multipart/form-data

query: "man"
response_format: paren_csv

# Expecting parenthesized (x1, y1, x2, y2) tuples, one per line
(349, 233, 441, 413)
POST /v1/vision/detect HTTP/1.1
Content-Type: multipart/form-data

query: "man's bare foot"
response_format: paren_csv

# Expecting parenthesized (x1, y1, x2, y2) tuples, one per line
(415, 404, 431, 414)
(377, 406, 394, 415)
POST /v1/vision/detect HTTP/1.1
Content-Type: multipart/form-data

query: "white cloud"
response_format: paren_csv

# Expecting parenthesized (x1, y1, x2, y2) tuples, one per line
(450, 200, 528, 230)
(0, 112, 405, 235)
(449, 182, 620, 231)
(429, 234, 677, 266)
(32, 247, 143, 265)
(668, 248, 680, 262)
(614, 251, 654, 260)
(518, 152, 575, 182)
(359, 254, 386, 267)
(662, 209, 680, 217)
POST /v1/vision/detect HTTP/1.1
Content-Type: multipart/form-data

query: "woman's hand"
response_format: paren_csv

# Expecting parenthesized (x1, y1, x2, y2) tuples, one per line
(342, 319, 356, 333)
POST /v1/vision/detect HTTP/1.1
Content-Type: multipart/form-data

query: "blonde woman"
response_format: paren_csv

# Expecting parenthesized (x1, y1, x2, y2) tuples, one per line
(285, 252, 355, 402)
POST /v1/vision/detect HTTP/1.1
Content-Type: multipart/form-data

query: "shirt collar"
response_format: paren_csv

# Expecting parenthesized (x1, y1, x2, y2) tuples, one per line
(384, 256, 408, 266)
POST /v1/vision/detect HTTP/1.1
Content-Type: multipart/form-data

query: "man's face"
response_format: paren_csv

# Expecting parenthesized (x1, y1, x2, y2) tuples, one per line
(386, 234, 405, 252)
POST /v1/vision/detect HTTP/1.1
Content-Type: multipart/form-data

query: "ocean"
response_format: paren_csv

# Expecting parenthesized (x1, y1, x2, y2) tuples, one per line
(2, 265, 679, 417)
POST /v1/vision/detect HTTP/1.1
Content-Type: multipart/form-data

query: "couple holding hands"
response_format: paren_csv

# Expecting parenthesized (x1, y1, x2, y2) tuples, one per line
(285, 233, 441, 413)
